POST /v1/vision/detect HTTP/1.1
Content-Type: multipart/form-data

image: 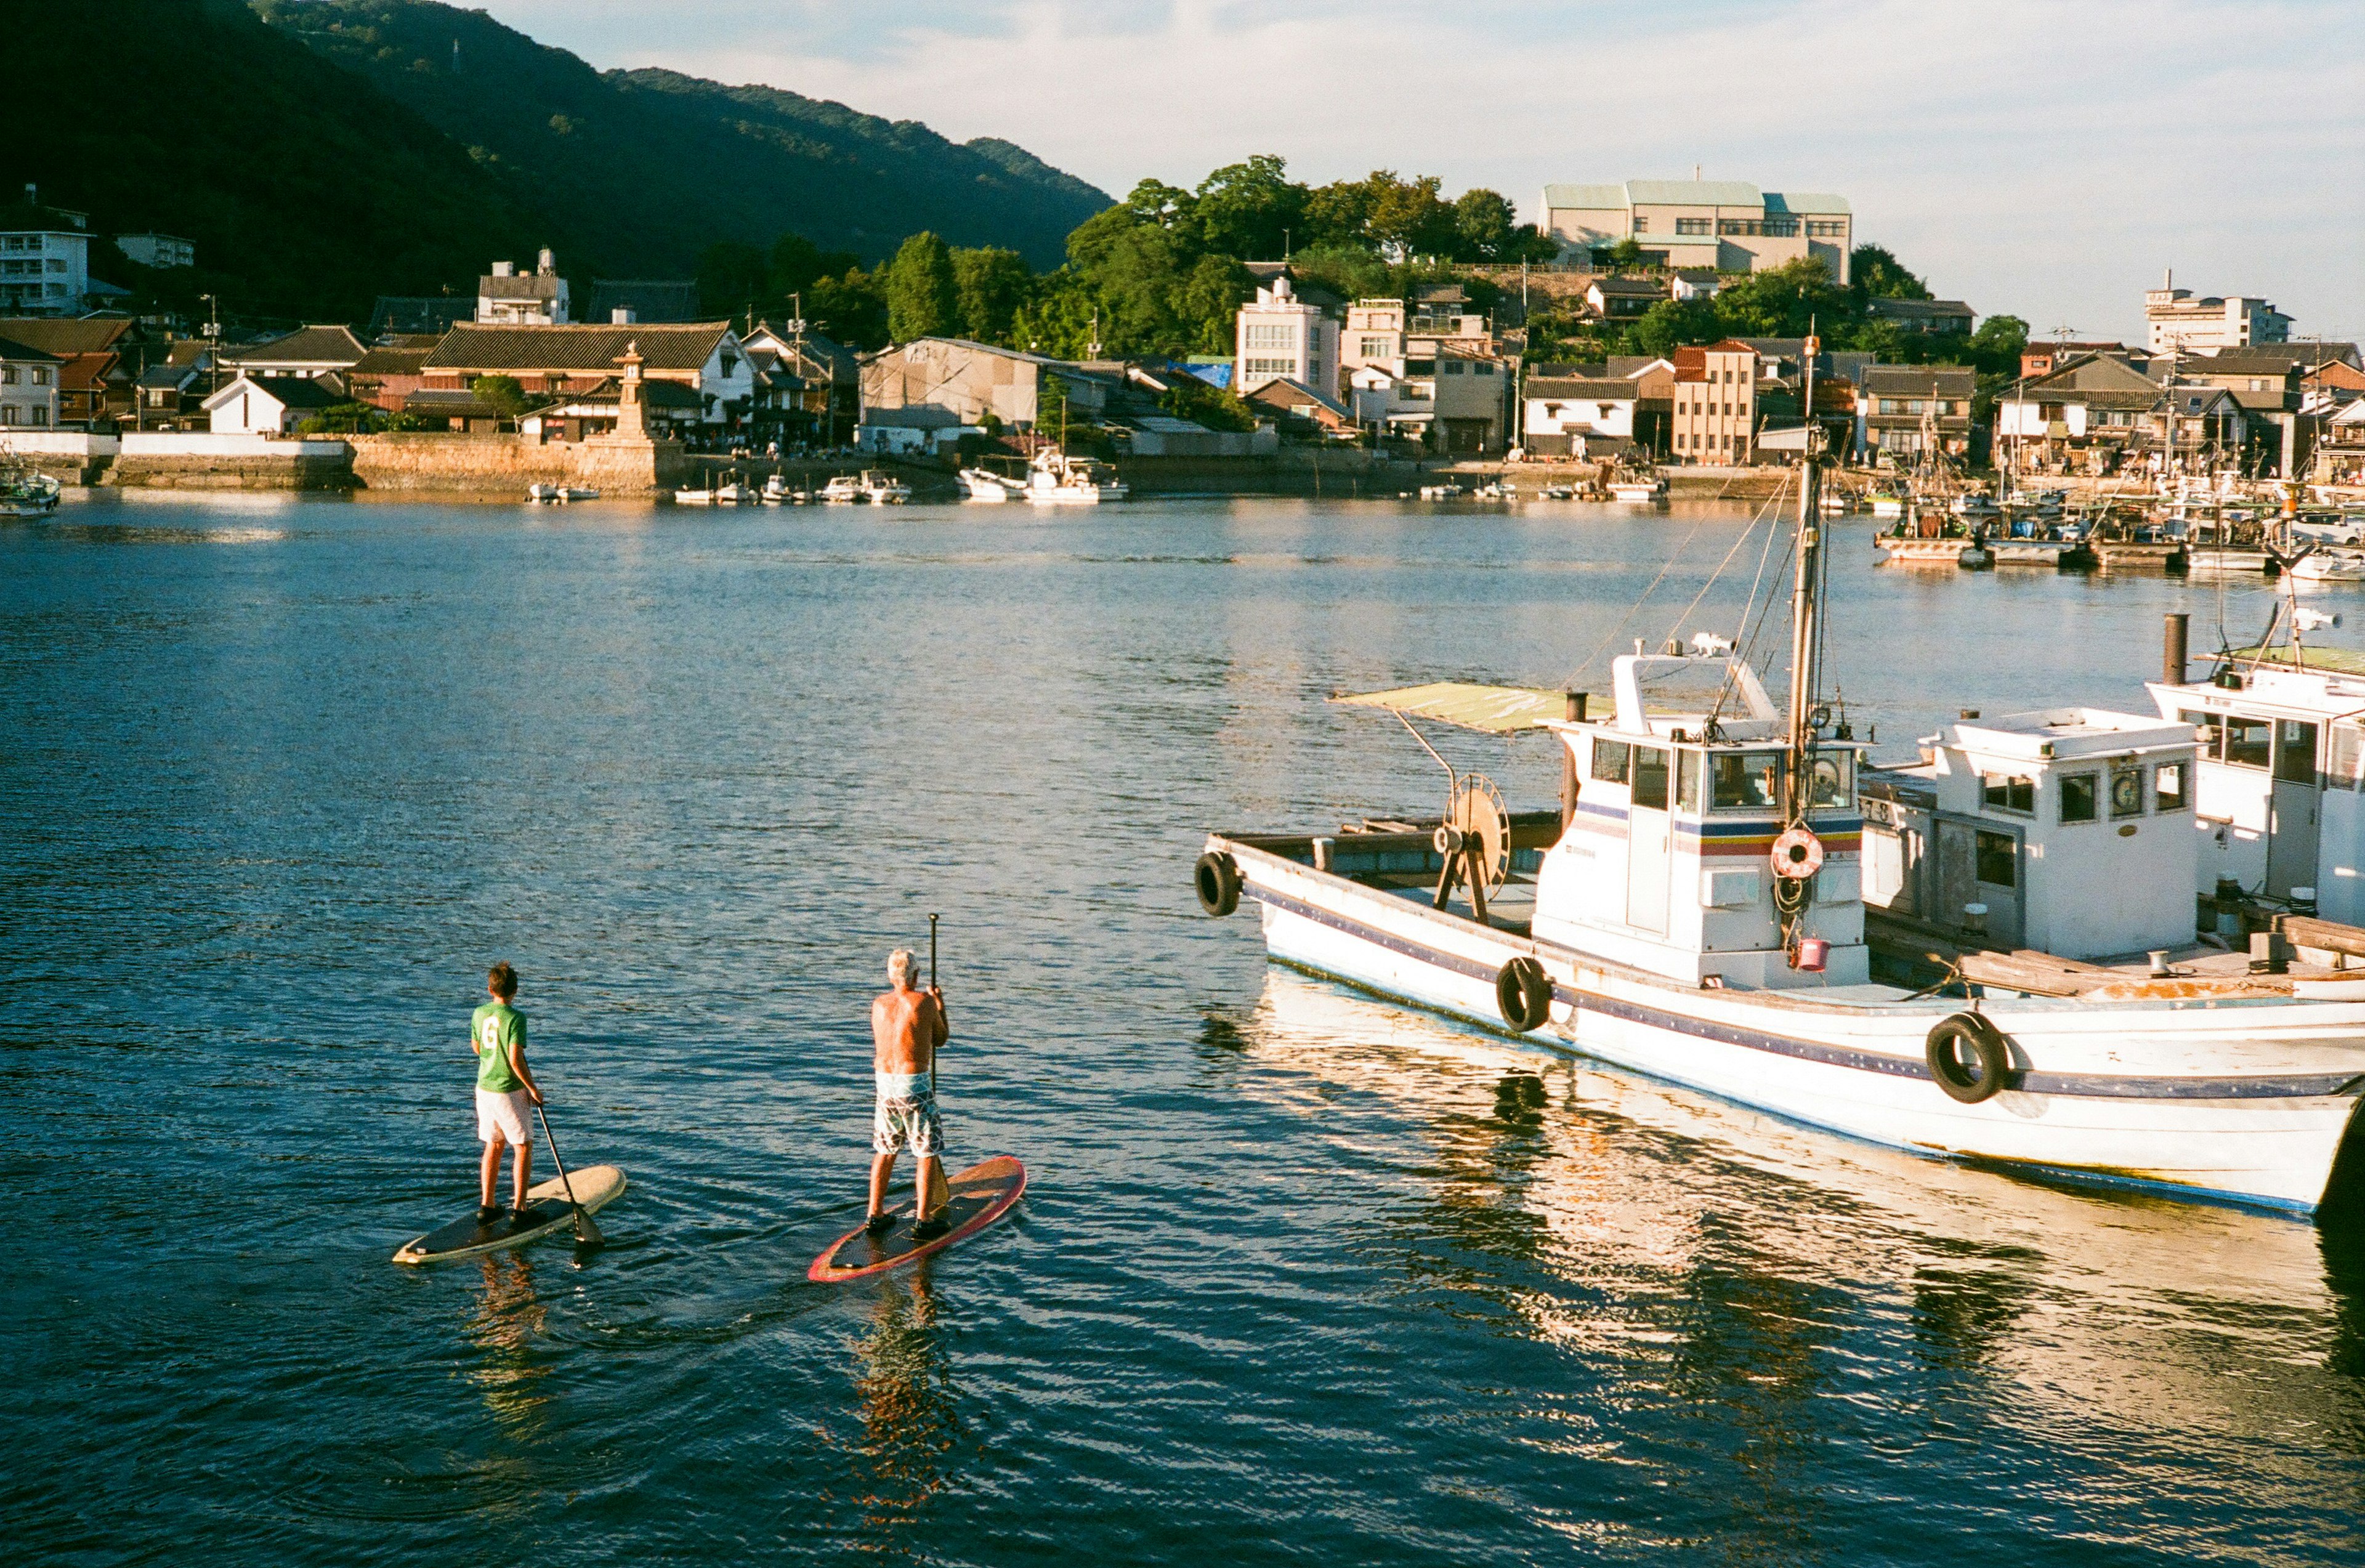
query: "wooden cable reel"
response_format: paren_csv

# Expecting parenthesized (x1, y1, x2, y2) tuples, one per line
(1433, 773, 1511, 923)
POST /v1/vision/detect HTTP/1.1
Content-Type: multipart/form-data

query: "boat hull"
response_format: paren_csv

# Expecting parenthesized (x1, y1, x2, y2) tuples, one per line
(1220, 839, 2365, 1214)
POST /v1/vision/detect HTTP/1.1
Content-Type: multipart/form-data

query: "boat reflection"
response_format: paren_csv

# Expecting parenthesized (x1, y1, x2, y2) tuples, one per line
(1237, 969, 2365, 1460)
(463, 1252, 552, 1437)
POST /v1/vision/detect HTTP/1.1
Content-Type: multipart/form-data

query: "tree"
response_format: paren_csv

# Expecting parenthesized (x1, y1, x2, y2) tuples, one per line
(884, 231, 958, 342)
(1450, 188, 1518, 262)
(471, 374, 528, 418)
(1967, 313, 2030, 375)
(1302, 179, 1378, 252)
(952, 246, 1032, 342)
(809, 265, 889, 349)
(1600, 238, 1650, 269)
(767, 232, 858, 305)
(1174, 254, 1254, 355)
(1850, 244, 1931, 301)
(1194, 155, 1304, 260)
(1364, 172, 1454, 258)
(1711, 256, 1848, 339)
(1625, 297, 1721, 358)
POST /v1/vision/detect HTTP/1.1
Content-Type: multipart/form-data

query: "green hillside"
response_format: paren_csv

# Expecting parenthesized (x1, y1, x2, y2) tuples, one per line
(256, 0, 1112, 272)
(0, 0, 549, 322)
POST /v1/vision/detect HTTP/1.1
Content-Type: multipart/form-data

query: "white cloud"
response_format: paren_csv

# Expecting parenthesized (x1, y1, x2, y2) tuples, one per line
(474, 0, 2364, 343)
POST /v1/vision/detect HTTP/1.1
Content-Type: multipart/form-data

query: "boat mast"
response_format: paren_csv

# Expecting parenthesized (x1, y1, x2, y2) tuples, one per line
(1784, 336, 1825, 819)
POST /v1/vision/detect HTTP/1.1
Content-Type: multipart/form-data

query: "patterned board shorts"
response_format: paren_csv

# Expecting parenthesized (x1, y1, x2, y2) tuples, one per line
(873, 1092, 944, 1158)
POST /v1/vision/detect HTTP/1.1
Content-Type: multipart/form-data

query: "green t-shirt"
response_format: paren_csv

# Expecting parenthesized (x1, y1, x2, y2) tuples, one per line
(472, 1001, 527, 1093)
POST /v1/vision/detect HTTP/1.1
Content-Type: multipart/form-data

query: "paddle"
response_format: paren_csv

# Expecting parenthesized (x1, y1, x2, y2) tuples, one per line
(928, 912, 940, 1096)
(533, 1098, 605, 1247)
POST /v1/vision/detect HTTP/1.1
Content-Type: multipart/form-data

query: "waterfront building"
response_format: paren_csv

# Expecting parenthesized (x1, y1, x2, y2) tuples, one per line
(859, 336, 1109, 435)
(1859, 365, 1975, 460)
(1522, 374, 1640, 458)
(476, 250, 572, 325)
(224, 325, 367, 383)
(421, 321, 753, 432)
(0, 315, 135, 427)
(0, 187, 91, 315)
(1668, 341, 1762, 463)
(344, 339, 436, 413)
(1233, 275, 1338, 398)
(203, 374, 341, 435)
(0, 336, 61, 428)
(1240, 376, 1354, 440)
(742, 321, 860, 442)
(114, 233, 195, 269)
(1539, 179, 1853, 282)
(2144, 273, 2290, 354)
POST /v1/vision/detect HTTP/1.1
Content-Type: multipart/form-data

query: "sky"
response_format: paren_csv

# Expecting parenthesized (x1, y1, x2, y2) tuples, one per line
(472, 0, 2363, 346)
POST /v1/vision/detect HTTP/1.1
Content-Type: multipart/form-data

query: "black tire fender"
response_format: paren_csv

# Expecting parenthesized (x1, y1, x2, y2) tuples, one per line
(1925, 1012, 2013, 1104)
(1194, 851, 1240, 917)
(1496, 956, 1553, 1033)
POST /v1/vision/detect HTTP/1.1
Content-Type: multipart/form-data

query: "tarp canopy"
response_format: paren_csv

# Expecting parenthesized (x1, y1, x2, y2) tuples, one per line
(1332, 682, 1573, 734)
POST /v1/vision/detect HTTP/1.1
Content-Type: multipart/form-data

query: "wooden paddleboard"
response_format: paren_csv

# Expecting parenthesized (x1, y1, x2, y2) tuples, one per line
(392, 1165, 626, 1265)
(807, 1155, 1025, 1282)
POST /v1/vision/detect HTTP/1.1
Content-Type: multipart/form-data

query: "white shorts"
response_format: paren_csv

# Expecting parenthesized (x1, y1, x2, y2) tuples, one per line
(476, 1088, 532, 1146)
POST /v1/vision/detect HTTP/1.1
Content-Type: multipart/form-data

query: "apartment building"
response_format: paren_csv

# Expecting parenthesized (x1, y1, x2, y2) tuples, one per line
(1669, 341, 1761, 463)
(1234, 275, 1338, 397)
(0, 187, 91, 316)
(0, 336, 60, 428)
(2144, 273, 2290, 354)
(477, 250, 572, 325)
(1540, 179, 1852, 283)
(1860, 365, 1976, 458)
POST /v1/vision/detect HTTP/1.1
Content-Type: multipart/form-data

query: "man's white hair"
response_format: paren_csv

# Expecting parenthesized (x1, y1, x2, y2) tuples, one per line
(887, 948, 917, 985)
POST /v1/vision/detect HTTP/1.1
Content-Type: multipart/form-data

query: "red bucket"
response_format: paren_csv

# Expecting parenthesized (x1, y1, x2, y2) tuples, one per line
(1793, 937, 1829, 972)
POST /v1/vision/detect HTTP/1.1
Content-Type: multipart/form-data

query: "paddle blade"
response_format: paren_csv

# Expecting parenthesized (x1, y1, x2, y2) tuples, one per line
(572, 1208, 606, 1247)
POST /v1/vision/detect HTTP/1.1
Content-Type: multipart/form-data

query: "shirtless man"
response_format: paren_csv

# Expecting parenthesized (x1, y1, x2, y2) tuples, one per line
(868, 947, 951, 1240)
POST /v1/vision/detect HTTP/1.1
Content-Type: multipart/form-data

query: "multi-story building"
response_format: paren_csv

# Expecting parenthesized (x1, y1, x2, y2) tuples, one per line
(0, 335, 60, 429)
(1234, 275, 1338, 397)
(1866, 297, 1976, 336)
(420, 321, 753, 432)
(0, 187, 91, 316)
(1859, 365, 1976, 459)
(2144, 273, 2290, 354)
(1539, 179, 1852, 283)
(115, 233, 195, 269)
(1668, 341, 1762, 463)
(1341, 298, 1405, 386)
(477, 251, 572, 325)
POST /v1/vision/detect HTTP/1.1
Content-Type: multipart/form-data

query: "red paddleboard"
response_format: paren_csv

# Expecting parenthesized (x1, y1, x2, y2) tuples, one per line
(807, 1155, 1027, 1282)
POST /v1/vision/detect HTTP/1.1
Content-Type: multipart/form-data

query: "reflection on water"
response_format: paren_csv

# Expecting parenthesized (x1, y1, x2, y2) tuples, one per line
(464, 1253, 552, 1437)
(835, 1269, 964, 1552)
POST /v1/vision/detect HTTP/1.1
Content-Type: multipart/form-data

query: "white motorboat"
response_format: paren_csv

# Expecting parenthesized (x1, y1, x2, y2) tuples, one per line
(860, 470, 912, 504)
(958, 467, 1024, 503)
(713, 479, 758, 505)
(2289, 549, 2365, 586)
(673, 487, 715, 505)
(1024, 448, 1127, 504)
(527, 482, 563, 503)
(819, 474, 863, 503)
(1194, 455, 2365, 1215)
(1607, 475, 1668, 503)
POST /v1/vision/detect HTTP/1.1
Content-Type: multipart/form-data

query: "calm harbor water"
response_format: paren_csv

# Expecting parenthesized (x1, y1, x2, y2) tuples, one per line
(4, 491, 2363, 1566)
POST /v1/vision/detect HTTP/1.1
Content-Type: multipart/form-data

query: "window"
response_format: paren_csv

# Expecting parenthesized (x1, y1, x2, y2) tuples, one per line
(1807, 220, 1846, 238)
(1243, 357, 1296, 377)
(1676, 217, 1713, 235)
(2155, 762, 2188, 810)
(0, 366, 13, 385)
(1712, 751, 1782, 810)
(1632, 216, 1649, 233)
(1632, 747, 1671, 810)
(2276, 719, 2318, 783)
(2110, 766, 2145, 818)
(1676, 751, 1702, 812)
(2183, 709, 2221, 758)
(0, 407, 15, 426)
(1245, 323, 1296, 349)
(30, 406, 44, 426)
(1590, 740, 1631, 784)
(1358, 337, 1391, 357)
(2332, 724, 2365, 790)
(1982, 774, 2035, 814)
(2223, 716, 2271, 769)
(1473, 362, 1495, 377)
(1441, 362, 1463, 376)
(2060, 773, 2098, 823)
(1975, 830, 2016, 887)
(1809, 752, 1853, 808)
(31, 368, 47, 386)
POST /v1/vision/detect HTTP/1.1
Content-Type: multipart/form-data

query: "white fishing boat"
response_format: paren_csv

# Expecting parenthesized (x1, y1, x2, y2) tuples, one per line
(713, 478, 758, 505)
(1417, 483, 1465, 500)
(761, 474, 791, 504)
(1952, 488, 2001, 519)
(561, 486, 599, 502)
(819, 474, 863, 503)
(1866, 491, 1907, 520)
(958, 467, 1024, 503)
(673, 486, 715, 505)
(0, 466, 62, 517)
(860, 470, 912, 504)
(1607, 475, 1668, 503)
(1024, 448, 1127, 504)
(527, 482, 564, 504)
(2288, 549, 2365, 586)
(1195, 442, 2365, 1215)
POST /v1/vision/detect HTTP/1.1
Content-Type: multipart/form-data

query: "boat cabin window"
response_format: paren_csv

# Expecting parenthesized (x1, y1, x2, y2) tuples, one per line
(2109, 765, 2144, 818)
(1631, 746, 1671, 810)
(2155, 762, 2187, 811)
(2183, 710, 2221, 757)
(1676, 750, 1702, 812)
(2331, 724, 2365, 790)
(1808, 752, 1853, 809)
(1981, 774, 2035, 815)
(2276, 719, 2318, 783)
(2060, 772, 2099, 823)
(1590, 740, 1631, 785)
(2223, 717, 2271, 770)
(1975, 830, 2016, 887)
(1711, 751, 1782, 810)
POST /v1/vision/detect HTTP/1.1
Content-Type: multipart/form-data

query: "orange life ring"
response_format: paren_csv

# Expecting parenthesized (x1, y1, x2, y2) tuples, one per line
(1771, 826, 1824, 880)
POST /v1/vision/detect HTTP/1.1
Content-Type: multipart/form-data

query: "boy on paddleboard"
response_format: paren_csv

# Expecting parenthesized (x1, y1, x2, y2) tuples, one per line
(472, 962, 544, 1224)
(868, 948, 951, 1240)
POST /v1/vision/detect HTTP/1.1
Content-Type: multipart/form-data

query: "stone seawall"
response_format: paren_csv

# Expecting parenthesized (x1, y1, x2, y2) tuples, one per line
(110, 453, 353, 490)
(348, 433, 687, 495)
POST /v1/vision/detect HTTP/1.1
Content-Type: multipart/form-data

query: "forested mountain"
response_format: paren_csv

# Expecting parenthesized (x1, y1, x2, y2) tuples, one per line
(255, 0, 1110, 272)
(1, 0, 1107, 323)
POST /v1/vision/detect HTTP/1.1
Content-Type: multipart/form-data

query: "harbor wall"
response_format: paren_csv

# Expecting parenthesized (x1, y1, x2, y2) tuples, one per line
(1117, 451, 1423, 496)
(111, 432, 353, 490)
(1, 431, 118, 485)
(347, 433, 688, 495)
